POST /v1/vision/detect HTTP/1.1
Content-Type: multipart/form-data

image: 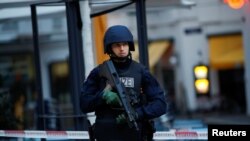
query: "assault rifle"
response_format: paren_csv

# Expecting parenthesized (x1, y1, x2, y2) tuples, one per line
(99, 60, 139, 131)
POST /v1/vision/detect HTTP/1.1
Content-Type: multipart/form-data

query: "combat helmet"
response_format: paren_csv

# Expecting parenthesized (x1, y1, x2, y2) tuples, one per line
(103, 25, 135, 54)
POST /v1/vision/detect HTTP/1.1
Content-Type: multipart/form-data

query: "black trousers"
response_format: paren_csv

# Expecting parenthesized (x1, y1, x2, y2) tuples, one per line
(93, 119, 141, 141)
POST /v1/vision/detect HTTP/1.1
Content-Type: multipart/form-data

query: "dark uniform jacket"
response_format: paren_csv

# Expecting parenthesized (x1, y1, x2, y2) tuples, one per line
(80, 58, 167, 141)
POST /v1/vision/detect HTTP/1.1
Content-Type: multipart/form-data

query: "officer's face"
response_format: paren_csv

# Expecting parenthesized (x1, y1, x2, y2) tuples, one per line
(111, 42, 129, 57)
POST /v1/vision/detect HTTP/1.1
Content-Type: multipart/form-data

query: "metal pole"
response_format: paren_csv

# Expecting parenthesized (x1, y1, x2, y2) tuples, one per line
(65, 0, 86, 130)
(30, 4, 46, 130)
(80, 0, 96, 125)
(135, 0, 149, 68)
(243, 3, 250, 116)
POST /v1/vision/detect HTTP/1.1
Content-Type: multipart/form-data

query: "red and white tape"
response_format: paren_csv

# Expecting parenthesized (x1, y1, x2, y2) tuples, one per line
(0, 130, 207, 140)
(0, 130, 89, 139)
(153, 130, 207, 140)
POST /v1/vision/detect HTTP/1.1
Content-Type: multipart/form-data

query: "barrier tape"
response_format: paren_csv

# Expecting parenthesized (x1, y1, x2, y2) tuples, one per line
(0, 130, 207, 140)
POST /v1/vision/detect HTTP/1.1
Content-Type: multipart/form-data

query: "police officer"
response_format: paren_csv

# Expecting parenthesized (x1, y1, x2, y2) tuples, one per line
(80, 25, 166, 141)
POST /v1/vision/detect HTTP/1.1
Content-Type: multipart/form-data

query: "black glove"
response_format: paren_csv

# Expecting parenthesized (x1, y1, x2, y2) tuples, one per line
(116, 114, 127, 124)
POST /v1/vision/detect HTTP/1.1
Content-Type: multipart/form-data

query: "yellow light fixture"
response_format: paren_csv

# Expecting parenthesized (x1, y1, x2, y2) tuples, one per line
(194, 64, 209, 95)
(195, 79, 209, 94)
(194, 65, 208, 79)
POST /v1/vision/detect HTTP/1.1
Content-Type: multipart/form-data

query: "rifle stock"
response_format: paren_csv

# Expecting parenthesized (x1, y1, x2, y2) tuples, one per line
(100, 60, 139, 131)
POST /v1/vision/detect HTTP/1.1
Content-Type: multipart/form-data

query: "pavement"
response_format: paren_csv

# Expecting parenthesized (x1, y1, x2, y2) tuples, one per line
(200, 113, 250, 125)
(176, 113, 250, 125)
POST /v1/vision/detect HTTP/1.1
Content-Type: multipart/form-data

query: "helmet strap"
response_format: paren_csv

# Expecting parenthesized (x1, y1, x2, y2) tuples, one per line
(109, 52, 132, 63)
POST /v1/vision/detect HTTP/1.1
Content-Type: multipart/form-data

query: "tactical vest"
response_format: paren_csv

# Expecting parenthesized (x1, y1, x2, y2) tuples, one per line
(116, 61, 143, 106)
